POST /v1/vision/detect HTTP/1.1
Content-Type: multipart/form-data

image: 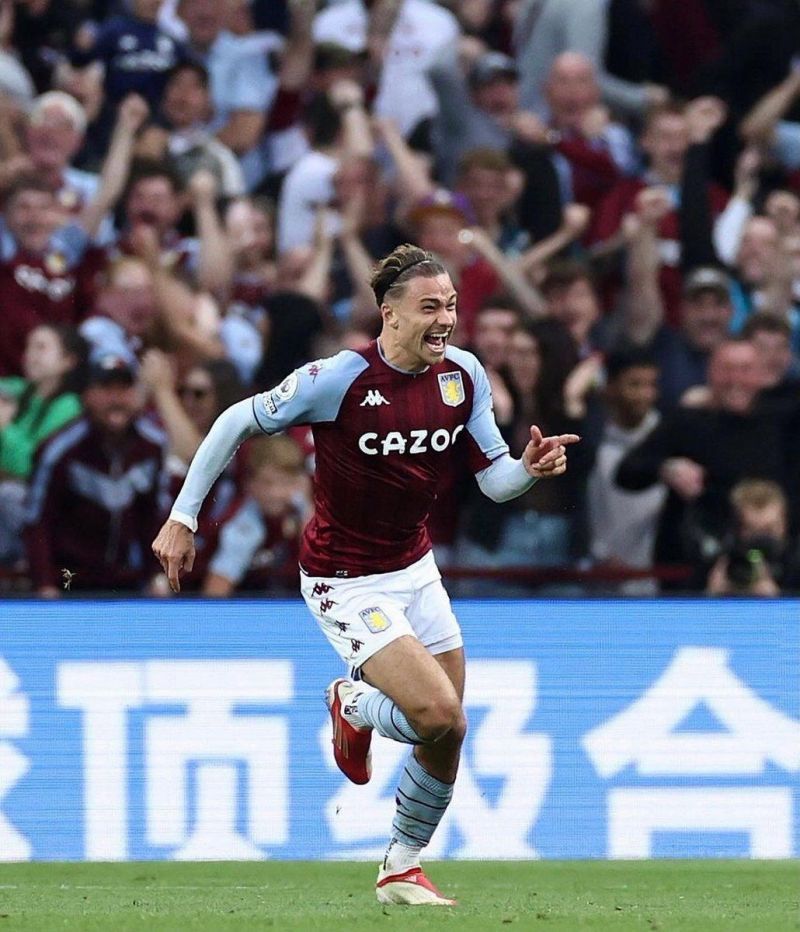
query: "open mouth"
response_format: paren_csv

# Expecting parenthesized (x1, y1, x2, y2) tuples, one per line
(424, 331, 450, 354)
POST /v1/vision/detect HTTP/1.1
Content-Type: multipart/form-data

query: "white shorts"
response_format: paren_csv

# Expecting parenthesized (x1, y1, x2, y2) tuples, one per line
(300, 550, 463, 673)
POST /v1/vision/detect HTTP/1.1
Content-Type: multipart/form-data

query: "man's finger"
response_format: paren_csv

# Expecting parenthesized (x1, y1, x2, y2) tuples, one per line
(167, 556, 182, 593)
(185, 550, 195, 573)
(536, 444, 565, 465)
(547, 433, 581, 446)
(529, 425, 543, 446)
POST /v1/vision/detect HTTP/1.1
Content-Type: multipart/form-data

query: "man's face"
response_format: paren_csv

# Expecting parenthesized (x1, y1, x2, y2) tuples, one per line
(506, 327, 541, 392)
(681, 290, 732, 352)
(248, 466, 304, 518)
(708, 342, 763, 414)
(738, 502, 787, 541)
(416, 213, 468, 266)
(472, 78, 519, 125)
(458, 166, 511, 225)
(641, 113, 688, 182)
(125, 177, 181, 235)
(226, 201, 273, 264)
(83, 382, 140, 434)
(472, 307, 517, 369)
(545, 54, 599, 130)
(737, 217, 779, 286)
(95, 262, 157, 336)
(163, 68, 210, 128)
(381, 272, 457, 371)
(607, 365, 659, 427)
(749, 329, 792, 387)
(5, 189, 60, 254)
(26, 105, 83, 175)
(545, 278, 599, 346)
(180, 0, 225, 48)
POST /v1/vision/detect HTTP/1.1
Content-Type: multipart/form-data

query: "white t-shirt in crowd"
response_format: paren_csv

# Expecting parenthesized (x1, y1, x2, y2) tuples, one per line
(313, 0, 460, 136)
(277, 150, 339, 255)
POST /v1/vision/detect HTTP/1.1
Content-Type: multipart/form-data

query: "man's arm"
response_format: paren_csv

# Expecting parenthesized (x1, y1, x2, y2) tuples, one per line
(453, 348, 579, 502)
(739, 66, 800, 146)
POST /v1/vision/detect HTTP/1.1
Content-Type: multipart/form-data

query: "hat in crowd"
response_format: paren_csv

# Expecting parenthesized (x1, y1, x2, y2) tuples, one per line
(313, 42, 361, 72)
(683, 266, 731, 299)
(468, 52, 519, 89)
(407, 189, 476, 228)
(85, 355, 137, 387)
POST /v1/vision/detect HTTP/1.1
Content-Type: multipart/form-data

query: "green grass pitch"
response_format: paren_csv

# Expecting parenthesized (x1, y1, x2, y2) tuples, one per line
(0, 861, 797, 931)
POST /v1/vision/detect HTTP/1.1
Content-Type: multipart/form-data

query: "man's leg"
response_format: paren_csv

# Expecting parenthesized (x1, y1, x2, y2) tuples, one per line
(338, 637, 465, 905)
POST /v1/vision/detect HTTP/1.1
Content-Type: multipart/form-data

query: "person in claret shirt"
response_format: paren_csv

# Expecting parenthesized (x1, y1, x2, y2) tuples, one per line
(0, 96, 149, 375)
(153, 243, 578, 906)
(201, 434, 310, 596)
(589, 101, 729, 322)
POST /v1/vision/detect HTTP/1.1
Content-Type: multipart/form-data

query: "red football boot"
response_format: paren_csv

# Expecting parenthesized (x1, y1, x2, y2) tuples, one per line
(325, 678, 372, 785)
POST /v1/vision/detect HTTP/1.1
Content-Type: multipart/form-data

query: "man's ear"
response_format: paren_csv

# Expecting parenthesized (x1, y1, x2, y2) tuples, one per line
(381, 302, 400, 329)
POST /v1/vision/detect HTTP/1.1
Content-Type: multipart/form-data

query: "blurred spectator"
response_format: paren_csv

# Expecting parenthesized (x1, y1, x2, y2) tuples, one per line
(313, 0, 460, 137)
(743, 313, 800, 406)
(0, 91, 114, 243)
(80, 257, 159, 366)
(590, 101, 731, 321)
(706, 479, 800, 596)
(584, 347, 667, 593)
(740, 59, 800, 173)
(616, 339, 796, 587)
(119, 161, 233, 294)
(455, 147, 529, 254)
(0, 324, 86, 565)
(137, 63, 245, 196)
(70, 0, 188, 123)
(455, 318, 584, 583)
(178, 0, 277, 170)
(539, 260, 602, 355)
(23, 355, 167, 595)
(201, 434, 310, 596)
(514, 0, 669, 118)
(624, 186, 736, 408)
(140, 351, 245, 591)
(0, 96, 148, 375)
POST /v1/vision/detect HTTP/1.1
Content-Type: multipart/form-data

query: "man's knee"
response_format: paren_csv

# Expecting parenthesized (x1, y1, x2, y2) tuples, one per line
(413, 695, 466, 744)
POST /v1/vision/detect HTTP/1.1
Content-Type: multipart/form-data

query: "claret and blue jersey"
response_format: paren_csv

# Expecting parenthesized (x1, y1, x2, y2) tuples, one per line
(251, 340, 509, 578)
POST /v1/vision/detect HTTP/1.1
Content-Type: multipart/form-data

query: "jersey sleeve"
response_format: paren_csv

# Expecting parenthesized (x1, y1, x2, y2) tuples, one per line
(450, 349, 509, 473)
(252, 351, 368, 434)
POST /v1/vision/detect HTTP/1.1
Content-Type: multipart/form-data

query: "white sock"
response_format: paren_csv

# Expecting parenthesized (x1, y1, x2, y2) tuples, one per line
(383, 838, 422, 873)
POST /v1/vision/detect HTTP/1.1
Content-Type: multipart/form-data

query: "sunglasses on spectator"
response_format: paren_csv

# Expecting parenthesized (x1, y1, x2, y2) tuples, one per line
(178, 385, 212, 400)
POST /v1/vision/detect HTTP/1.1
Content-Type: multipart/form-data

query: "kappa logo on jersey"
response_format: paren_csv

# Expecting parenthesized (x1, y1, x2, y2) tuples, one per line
(359, 607, 392, 633)
(312, 582, 333, 597)
(360, 390, 391, 407)
(307, 362, 323, 382)
(358, 424, 464, 456)
(438, 371, 465, 407)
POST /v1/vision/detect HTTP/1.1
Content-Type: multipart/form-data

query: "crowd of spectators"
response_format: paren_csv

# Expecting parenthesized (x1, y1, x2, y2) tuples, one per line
(0, 0, 799, 598)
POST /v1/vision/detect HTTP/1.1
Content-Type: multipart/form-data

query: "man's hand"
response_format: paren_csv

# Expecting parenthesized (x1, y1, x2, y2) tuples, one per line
(659, 456, 705, 499)
(685, 95, 727, 145)
(522, 426, 581, 479)
(152, 519, 196, 593)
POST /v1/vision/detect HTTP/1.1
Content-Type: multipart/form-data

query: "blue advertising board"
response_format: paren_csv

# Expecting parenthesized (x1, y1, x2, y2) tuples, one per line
(0, 598, 798, 861)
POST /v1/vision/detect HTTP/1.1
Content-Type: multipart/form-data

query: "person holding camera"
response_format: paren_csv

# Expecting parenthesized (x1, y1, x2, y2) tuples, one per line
(706, 479, 800, 597)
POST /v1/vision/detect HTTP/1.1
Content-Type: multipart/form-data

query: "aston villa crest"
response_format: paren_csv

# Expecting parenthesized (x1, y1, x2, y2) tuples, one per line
(438, 371, 465, 407)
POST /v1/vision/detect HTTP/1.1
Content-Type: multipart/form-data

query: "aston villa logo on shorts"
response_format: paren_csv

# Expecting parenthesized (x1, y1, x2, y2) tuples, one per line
(359, 607, 392, 633)
(438, 371, 465, 407)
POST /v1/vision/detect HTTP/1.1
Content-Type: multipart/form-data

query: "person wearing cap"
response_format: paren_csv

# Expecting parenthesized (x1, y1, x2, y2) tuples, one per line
(23, 354, 168, 596)
(405, 189, 500, 344)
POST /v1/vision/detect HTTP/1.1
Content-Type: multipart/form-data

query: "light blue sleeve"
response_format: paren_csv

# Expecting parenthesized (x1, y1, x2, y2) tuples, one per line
(170, 351, 367, 530)
(773, 121, 800, 170)
(445, 346, 509, 466)
(252, 351, 368, 434)
(208, 500, 265, 584)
